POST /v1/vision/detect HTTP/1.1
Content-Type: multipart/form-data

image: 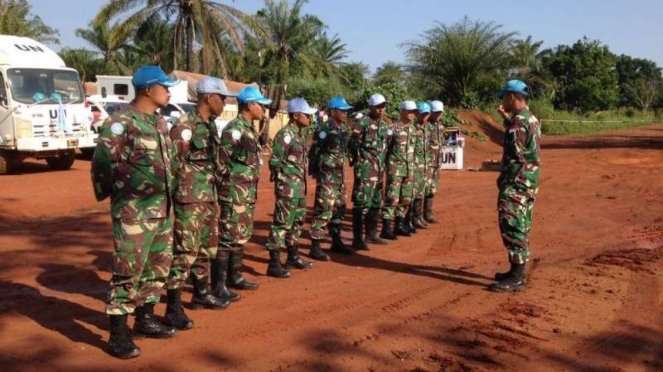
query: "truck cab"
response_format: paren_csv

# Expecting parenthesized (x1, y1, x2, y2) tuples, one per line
(0, 35, 96, 174)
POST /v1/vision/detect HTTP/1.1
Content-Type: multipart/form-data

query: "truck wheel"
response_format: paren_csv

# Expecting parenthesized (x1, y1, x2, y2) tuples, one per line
(0, 151, 13, 175)
(46, 152, 76, 171)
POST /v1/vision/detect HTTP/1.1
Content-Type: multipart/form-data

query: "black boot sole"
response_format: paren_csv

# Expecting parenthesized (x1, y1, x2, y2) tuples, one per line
(133, 330, 176, 339)
(108, 346, 141, 359)
(487, 280, 527, 292)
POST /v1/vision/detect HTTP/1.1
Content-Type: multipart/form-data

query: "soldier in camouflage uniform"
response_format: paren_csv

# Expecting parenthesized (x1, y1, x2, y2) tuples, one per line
(489, 80, 541, 293)
(381, 101, 417, 239)
(91, 66, 179, 359)
(308, 96, 355, 259)
(349, 93, 390, 250)
(215, 86, 271, 291)
(265, 98, 317, 278)
(423, 100, 445, 224)
(409, 102, 432, 230)
(163, 78, 237, 331)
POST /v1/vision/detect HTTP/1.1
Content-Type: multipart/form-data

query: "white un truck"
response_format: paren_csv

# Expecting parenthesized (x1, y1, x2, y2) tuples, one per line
(0, 35, 96, 174)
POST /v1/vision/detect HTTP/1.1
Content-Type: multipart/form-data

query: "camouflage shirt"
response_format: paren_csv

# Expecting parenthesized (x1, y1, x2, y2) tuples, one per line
(269, 122, 308, 199)
(500, 109, 541, 189)
(170, 108, 217, 204)
(216, 115, 262, 204)
(426, 119, 444, 169)
(385, 120, 415, 178)
(91, 104, 175, 220)
(349, 116, 389, 170)
(309, 119, 348, 171)
(412, 120, 429, 172)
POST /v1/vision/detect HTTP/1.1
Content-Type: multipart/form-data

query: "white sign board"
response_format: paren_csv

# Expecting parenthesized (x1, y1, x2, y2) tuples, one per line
(440, 146, 463, 170)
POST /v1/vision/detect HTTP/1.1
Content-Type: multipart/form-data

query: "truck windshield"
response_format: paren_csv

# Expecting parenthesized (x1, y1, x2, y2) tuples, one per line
(7, 68, 84, 104)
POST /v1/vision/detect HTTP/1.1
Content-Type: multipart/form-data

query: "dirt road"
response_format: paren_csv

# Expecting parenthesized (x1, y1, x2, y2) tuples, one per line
(0, 118, 661, 372)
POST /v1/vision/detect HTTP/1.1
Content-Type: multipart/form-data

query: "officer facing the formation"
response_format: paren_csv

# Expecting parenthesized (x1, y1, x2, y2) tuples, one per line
(91, 66, 179, 359)
(349, 94, 390, 250)
(308, 96, 354, 259)
(410, 102, 432, 230)
(424, 100, 445, 224)
(381, 100, 417, 239)
(489, 80, 541, 292)
(265, 98, 317, 278)
(216, 86, 271, 291)
(163, 77, 237, 332)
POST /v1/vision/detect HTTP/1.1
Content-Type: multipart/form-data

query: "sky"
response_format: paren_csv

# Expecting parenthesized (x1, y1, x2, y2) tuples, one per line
(29, 0, 663, 74)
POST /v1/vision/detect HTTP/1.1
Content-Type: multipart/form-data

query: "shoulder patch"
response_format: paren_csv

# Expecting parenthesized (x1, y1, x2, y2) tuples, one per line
(319, 131, 327, 140)
(284, 134, 292, 144)
(181, 128, 192, 141)
(110, 122, 124, 136)
(387, 129, 393, 136)
(231, 130, 241, 141)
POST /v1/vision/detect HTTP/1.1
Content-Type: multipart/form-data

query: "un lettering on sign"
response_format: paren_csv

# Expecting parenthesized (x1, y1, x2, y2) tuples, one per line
(440, 146, 463, 170)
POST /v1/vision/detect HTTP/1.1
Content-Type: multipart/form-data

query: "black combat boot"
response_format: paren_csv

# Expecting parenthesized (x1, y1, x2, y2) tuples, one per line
(365, 208, 389, 245)
(330, 230, 354, 255)
(413, 199, 430, 229)
(380, 218, 398, 240)
(424, 195, 440, 224)
(133, 303, 176, 339)
(405, 206, 417, 235)
(211, 252, 242, 302)
(164, 288, 194, 330)
(285, 244, 314, 269)
(108, 314, 140, 359)
(309, 239, 330, 261)
(352, 208, 370, 251)
(266, 250, 291, 278)
(228, 246, 259, 290)
(192, 277, 229, 310)
(494, 262, 516, 282)
(394, 216, 412, 237)
(488, 263, 527, 292)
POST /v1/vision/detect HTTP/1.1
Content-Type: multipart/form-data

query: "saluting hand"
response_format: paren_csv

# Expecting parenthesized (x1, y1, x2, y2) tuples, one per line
(497, 105, 510, 121)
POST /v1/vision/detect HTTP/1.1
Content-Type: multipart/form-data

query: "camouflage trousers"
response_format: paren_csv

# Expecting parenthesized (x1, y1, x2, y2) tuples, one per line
(310, 179, 347, 240)
(382, 174, 413, 220)
(427, 167, 441, 196)
(413, 165, 430, 200)
(267, 198, 307, 250)
(166, 202, 219, 289)
(218, 201, 256, 252)
(352, 159, 383, 213)
(497, 184, 538, 264)
(106, 217, 174, 315)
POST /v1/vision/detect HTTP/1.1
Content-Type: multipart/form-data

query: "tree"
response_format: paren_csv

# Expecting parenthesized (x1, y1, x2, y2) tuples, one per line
(340, 62, 370, 95)
(131, 18, 176, 72)
(311, 32, 348, 77)
(547, 38, 619, 111)
(509, 36, 554, 99)
(59, 48, 103, 82)
(75, 21, 133, 75)
(615, 55, 662, 110)
(94, 0, 264, 74)
(373, 61, 406, 86)
(0, 0, 59, 44)
(257, 0, 324, 83)
(403, 16, 516, 105)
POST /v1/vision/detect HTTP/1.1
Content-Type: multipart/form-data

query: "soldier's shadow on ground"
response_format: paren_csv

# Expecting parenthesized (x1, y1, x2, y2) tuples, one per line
(329, 249, 491, 287)
(36, 263, 108, 302)
(0, 280, 107, 352)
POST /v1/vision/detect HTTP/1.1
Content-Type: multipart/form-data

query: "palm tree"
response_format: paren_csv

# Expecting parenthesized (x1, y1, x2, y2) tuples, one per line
(311, 32, 348, 78)
(373, 61, 405, 86)
(94, 0, 265, 74)
(59, 48, 102, 82)
(257, 0, 324, 83)
(131, 18, 175, 71)
(403, 16, 516, 105)
(75, 21, 132, 75)
(510, 36, 554, 99)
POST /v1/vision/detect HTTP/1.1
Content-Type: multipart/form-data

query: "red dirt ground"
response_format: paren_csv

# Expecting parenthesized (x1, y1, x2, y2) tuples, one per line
(0, 113, 662, 372)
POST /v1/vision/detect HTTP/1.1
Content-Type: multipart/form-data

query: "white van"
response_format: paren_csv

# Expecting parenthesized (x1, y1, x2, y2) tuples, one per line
(0, 35, 96, 174)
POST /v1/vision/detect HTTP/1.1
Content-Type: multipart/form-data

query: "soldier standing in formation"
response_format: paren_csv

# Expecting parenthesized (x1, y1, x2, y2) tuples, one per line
(410, 102, 431, 230)
(490, 80, 541, 292)
(308, 96, 355, 259)
(423, 100, 445, 224)
(215, 86, 271, 292)
(163, 78, 238, 332)
(92, 66, 180, 359)
(349, 94, 390, 250)
(381, 100, 417, 239)
(265, 98, 318, 278)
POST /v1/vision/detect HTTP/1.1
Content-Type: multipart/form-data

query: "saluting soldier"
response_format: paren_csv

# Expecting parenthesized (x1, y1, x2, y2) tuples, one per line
(423, 100, 445, 224)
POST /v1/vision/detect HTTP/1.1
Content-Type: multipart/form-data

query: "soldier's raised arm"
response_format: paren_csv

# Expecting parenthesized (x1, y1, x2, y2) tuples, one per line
(91, 116, 129, 201)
